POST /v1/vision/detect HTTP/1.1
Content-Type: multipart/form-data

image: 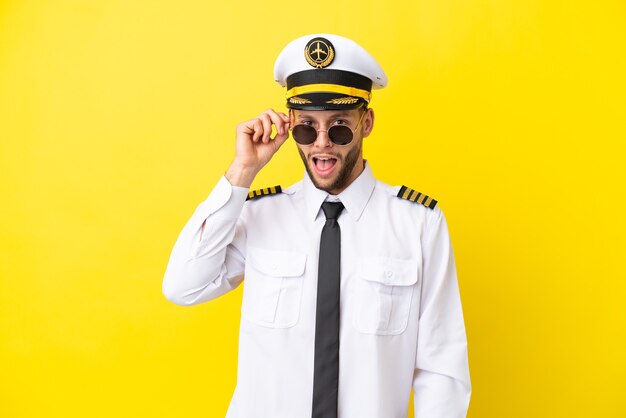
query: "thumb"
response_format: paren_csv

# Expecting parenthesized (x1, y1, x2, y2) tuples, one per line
(272, 129, 290, 149)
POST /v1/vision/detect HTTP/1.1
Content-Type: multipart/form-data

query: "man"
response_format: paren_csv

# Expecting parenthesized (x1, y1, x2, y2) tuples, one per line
(162, 34, 471, 418)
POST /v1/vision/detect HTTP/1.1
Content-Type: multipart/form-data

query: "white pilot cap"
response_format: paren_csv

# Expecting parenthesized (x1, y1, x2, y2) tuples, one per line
(273, 34, 387, 110)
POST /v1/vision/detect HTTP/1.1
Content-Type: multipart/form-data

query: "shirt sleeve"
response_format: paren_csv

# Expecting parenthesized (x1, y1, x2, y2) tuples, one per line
(162, 176, 249, 306)
(412, 206, 471, 417)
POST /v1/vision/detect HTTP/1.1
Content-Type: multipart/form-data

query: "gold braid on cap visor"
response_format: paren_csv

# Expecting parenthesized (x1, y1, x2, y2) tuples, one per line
(285, 84, 371, 102)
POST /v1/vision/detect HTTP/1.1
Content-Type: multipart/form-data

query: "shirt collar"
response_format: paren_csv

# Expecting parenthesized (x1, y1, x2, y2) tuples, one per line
(303, 160, 376, 223)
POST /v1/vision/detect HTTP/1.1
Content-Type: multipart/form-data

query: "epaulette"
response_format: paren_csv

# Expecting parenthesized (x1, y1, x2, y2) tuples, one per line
(246, 185, 283, 201)
(397, 185, 438, 210)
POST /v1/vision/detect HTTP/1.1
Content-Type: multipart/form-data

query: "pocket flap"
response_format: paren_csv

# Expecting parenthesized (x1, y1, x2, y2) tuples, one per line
(249, 247, 307, 277)
(357, 256, 419, 286)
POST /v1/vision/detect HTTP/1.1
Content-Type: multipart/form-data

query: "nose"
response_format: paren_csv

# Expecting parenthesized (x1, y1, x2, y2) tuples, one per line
(313, 128, 333, 148)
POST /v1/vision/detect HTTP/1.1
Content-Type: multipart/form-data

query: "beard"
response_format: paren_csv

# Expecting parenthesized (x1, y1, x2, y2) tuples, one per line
(298, 140, 362, 193)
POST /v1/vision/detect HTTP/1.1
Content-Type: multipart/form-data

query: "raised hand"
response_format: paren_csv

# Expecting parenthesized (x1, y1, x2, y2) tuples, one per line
(226, 108, 290, 187)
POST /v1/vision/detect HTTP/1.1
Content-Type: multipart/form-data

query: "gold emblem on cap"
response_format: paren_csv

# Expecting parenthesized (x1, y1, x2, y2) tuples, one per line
(304, 37, 335, 68)
(326, 97, 359, 105)
(289, 96, 312, 105)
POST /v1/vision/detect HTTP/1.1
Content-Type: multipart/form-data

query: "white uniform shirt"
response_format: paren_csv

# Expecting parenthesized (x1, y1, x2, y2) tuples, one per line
(162, 162, 471, 418)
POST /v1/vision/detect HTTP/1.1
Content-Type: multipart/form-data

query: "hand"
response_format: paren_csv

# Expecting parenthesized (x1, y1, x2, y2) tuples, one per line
(226, 109, 290, 187)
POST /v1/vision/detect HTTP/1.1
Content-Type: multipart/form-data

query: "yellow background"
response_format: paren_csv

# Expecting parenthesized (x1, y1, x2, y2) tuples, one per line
(1, 0, 624, 417)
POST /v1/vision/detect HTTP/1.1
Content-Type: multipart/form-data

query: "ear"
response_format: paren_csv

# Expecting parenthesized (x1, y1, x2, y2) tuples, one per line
(361, 107, 375, 138)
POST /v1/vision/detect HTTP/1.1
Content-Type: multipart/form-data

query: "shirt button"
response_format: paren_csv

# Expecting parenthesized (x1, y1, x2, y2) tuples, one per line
(385, 270, 394, 278)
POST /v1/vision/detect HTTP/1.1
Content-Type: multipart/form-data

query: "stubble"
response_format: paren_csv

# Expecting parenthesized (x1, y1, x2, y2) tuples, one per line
(298, 140, 362, 194)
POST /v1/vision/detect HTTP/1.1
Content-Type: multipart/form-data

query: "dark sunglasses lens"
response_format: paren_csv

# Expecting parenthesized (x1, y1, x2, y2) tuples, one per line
(292, 125, 317, 145)
(328, 126, 353, 145)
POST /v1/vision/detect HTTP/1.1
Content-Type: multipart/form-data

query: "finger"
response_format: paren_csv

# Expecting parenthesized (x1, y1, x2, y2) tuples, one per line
(275, 110, 293, 135)
(258, 114, 272, 143)
(261, 109, 284, 135)
(280, 113, 290, 132)
(239, 117, 257, 132)
(264, 110, 288, 137)
(251, 119, 263, 142)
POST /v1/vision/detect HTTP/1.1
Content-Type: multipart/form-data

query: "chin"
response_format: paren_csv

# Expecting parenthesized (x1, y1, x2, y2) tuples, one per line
(311, 177, 338, 192)
(306, 168, 333, 189)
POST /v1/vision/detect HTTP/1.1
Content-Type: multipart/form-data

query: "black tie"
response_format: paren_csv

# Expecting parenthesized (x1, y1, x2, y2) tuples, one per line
(312, 201, 345, 418)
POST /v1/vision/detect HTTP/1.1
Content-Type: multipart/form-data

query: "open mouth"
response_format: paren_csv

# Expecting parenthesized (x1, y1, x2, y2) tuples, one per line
(312, 156, 338, 177)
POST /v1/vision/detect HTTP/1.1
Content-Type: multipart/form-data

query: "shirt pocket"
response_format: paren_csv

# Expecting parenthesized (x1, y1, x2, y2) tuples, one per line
(352, 256, 420, 335)
(241, 247, 307, 328)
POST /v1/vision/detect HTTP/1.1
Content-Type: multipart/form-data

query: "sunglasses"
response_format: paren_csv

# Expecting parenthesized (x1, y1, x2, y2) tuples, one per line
(290, 108, 367, 146)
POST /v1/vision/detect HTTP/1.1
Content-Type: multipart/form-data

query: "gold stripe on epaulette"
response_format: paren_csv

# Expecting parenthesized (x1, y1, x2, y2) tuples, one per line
(397, 185, 437, 210)
(246, 185, 283, 201)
